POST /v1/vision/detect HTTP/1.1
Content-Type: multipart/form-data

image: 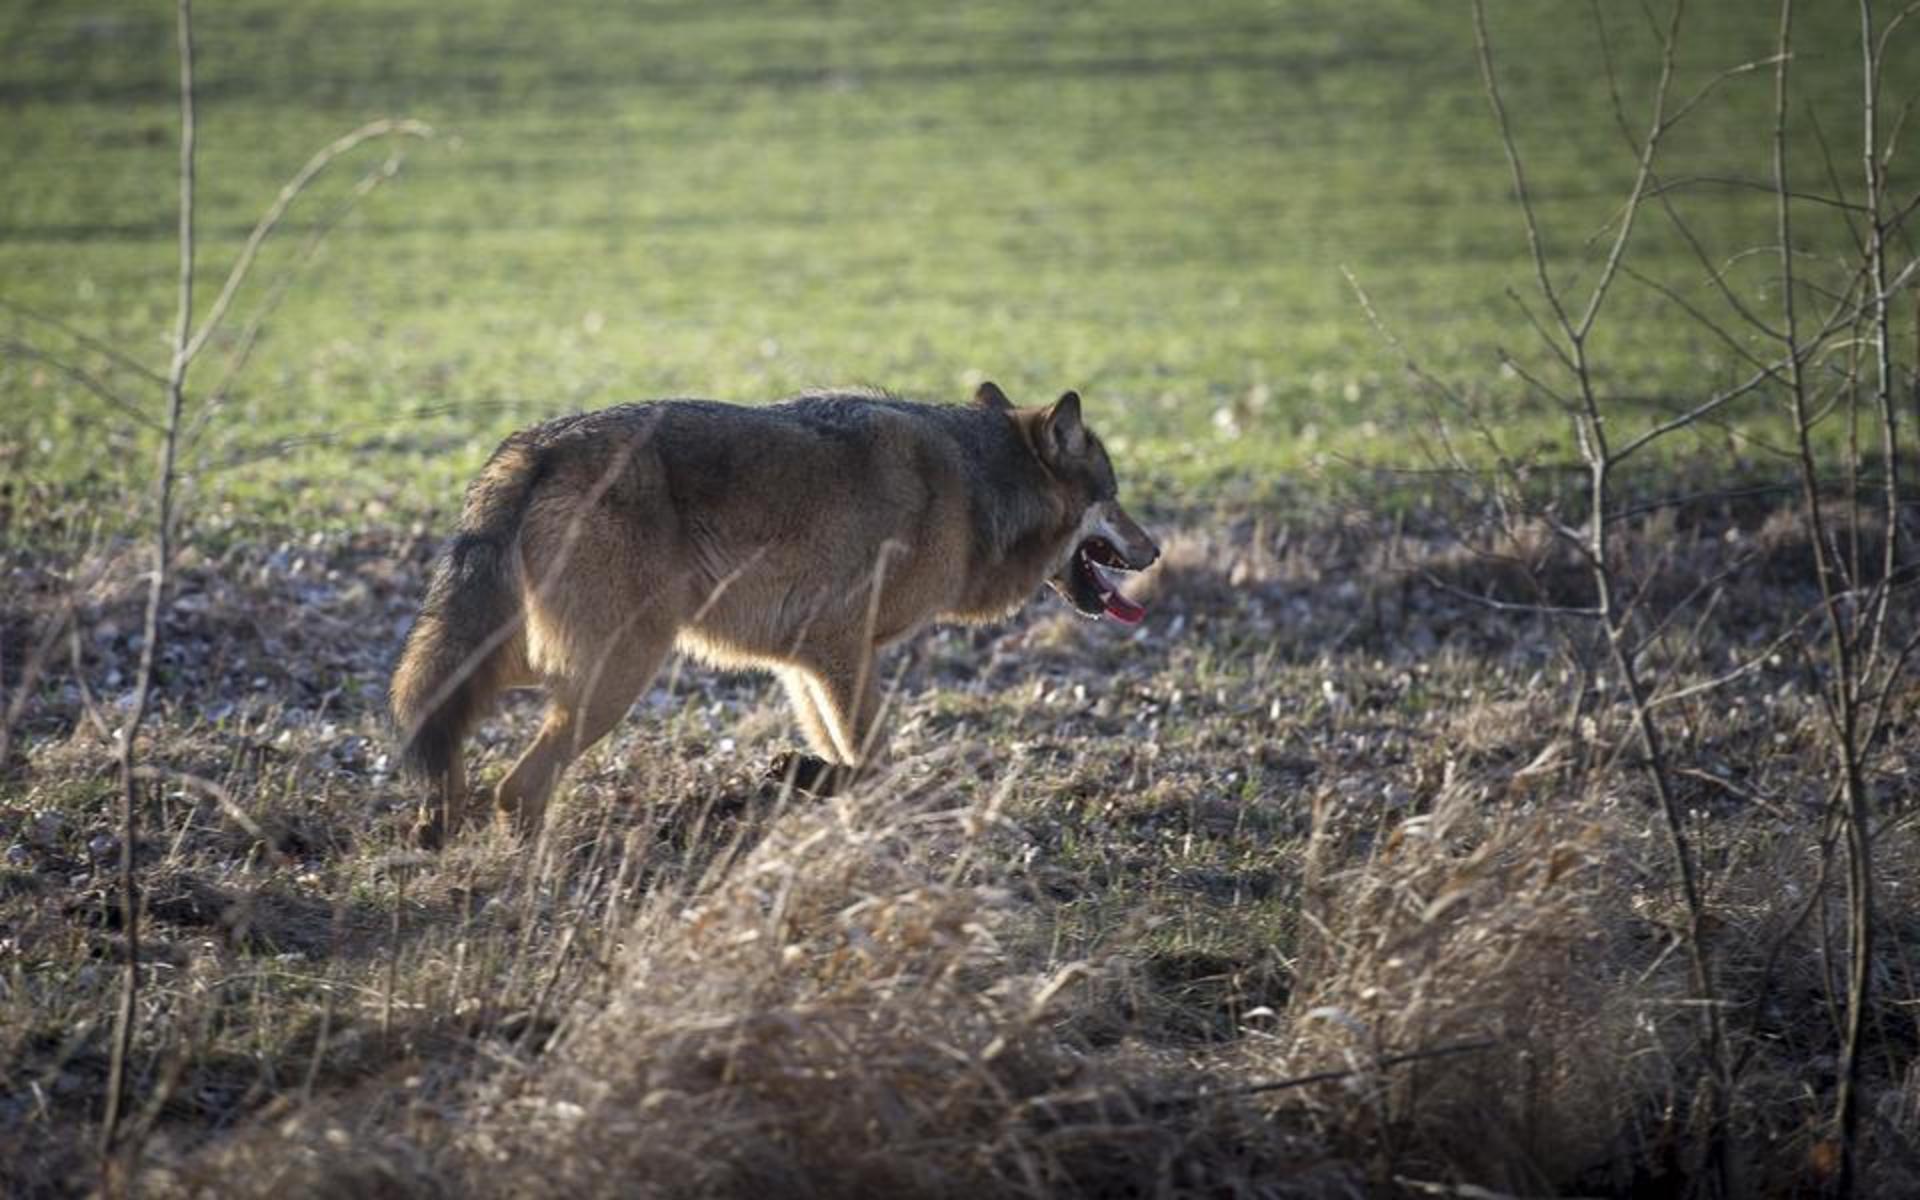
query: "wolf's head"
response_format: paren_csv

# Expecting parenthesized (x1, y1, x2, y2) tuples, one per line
(981, 383, 1159, 625)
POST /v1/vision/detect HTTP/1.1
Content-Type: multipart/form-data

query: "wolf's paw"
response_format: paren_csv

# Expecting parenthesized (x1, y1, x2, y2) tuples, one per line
(764, 751, 848, 796)
(490, 788, 547, 841)
(410, 808, 446, 851)
(409, 785, 481, 850)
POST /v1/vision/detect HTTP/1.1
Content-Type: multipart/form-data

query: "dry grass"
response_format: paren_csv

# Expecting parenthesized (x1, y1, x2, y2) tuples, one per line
(4, 486, 1920, 1197)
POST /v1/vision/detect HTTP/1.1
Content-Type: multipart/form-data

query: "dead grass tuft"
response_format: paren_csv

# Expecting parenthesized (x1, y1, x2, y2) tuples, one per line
(456, 785, 1300, 1198)
(1289, 770, 1660, 1191)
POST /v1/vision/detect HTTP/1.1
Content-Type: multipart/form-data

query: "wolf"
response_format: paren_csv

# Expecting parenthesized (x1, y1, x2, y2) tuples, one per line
(389, 381, 1159, 844)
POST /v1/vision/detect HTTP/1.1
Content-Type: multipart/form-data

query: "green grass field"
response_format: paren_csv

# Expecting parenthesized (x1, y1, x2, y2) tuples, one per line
(6, 3, 1920, 1196)
(4, 0, 1908, 528)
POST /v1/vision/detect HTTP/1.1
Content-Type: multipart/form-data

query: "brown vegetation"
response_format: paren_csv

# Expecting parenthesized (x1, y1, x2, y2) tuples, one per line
(5, 490, 1920, 1196)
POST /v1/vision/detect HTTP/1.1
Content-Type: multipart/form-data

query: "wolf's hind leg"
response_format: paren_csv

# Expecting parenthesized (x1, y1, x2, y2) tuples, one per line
(411, 753, 468, 849)
(496, 629, 670, 838)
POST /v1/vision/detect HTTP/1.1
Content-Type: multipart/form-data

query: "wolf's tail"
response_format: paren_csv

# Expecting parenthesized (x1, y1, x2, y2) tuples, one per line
(390, 434, 542, 788)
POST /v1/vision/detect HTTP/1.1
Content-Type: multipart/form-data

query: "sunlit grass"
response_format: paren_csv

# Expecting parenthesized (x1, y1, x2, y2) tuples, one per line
(3, 1, 1907, 534)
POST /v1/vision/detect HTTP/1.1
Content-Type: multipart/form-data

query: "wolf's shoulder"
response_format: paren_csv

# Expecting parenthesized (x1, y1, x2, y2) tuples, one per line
(772, 389, 995, 436)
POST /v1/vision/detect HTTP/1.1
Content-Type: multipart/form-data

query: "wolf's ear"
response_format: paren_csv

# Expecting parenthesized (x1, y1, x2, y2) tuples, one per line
(1041, 391, 1087, 461)
(972, 381, 1013, 412)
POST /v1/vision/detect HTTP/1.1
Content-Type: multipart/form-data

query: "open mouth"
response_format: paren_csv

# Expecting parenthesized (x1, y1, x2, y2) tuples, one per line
(1056, 537, 1148, 625)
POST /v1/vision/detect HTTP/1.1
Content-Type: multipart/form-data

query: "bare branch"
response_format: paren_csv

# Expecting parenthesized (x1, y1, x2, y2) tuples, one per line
(1590, 0, 1642, 153)
(1494, 345, 1573, 410)
(1345, 267, 1537, 499)
(1503, 287, 1578, 376)
(1472, 0, 1574, 348)
(1342, 266, 1471, 408)
(0, 608, 71, 770)
(1611, 356, 1781, 463)
(1617, 262, 1779, 373)
(0, 296, 168, 387)
(1645, 176, 1790, 340)
(102, 0, 197, 1162)
(186, 150, 413, 456)
(0, 338, 160, 432)
(1875, 0, 1920, 66)
(1658, 54, 1788, 138)
(178, 117, 432, 371)
(1574, 0, 1683, 341)
(1807, 101, 1868, 258)
(1648, 609, 1818, 709)
(1646, 173, 1871, 214)
(1607, 481, 1798, 524)
(1417, 568, 1601, 619)
(1149, 1039, 1500, 1109)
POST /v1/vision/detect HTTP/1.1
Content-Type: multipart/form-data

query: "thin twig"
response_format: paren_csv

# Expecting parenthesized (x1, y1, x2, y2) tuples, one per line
(1148, 1039, 1500, 1110)
(1644, 173, 1871, 213)
(1417, 570, 1600, 620)
(1831, 2, 1892, 1186)
(0, 296, 169, 387)
(188, 150, 413, 455)
(0, 338, 161, 432)
(177, 117, 432, 372)
(1572, 0, 1684, 343)
(1472, 1, 1573, 349)
(101, 0, 195, 1165)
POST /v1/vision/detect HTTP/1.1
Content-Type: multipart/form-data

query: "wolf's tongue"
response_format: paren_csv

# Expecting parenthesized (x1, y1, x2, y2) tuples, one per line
(1089, 560, 1146, 626)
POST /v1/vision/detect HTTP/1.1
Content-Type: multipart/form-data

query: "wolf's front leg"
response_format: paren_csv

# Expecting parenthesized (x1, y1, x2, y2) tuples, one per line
(773, 653, 884, 794)
(806, 653, 885, 766)
(764, 750, 846, 795)
(779, 667, 844, 765)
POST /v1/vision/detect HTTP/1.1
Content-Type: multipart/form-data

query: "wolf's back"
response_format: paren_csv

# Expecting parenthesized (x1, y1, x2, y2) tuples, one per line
(390, 434, 542, 785)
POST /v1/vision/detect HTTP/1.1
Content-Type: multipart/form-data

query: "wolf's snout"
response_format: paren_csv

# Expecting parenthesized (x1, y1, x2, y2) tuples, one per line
(1111, 537, 1157, 572)
(1131, 533, 1160, 570)
(1101, 505, 1159, 570)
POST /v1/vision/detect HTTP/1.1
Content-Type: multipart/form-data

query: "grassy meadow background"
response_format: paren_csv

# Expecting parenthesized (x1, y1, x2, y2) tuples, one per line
(3, 1, 1919, 1196)
(4, 0, 1900, 521)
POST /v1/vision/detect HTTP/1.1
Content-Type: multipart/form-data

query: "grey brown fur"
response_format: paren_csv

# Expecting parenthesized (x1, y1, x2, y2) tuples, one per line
(390, 382, 1158, 844)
